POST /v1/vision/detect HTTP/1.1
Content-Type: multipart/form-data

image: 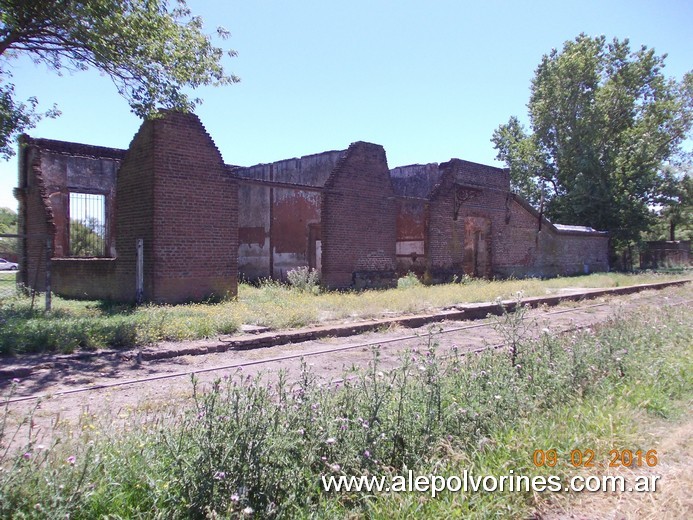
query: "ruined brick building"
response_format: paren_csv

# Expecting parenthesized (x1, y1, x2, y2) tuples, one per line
(15, 112, 608, 303)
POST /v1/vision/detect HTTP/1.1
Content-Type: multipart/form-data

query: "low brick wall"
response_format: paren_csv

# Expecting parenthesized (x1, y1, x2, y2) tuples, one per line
(641, 241, 691, 268)
(353, 270, 397, 290)
(52, 258, 119, 300)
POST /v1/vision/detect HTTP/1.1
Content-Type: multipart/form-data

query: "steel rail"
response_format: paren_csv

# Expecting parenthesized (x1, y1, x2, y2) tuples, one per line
(4, 297, 691, 405)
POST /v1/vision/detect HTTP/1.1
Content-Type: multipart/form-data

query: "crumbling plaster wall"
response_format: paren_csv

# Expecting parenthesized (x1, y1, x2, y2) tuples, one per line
(17, 138, 124, 293)
(395, 197, 427, 275)
(391, 164, 439, 276)
(235, 151, 342, 281)
(36, 144, 123, 258)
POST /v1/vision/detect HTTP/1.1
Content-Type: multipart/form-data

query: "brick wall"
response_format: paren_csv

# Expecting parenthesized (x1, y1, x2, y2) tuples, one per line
(422, 159, 609, 280)
(16, 145, 54, 292)
(52, 259, 118, 299)
(494, 196, 608, 277)
(148, 112, 238, 303)
(449, 159, 510, 191)
(17, 137, 125, 294)
(322, 142, 397, 289)
(492, 192, 542, 276)
(22, 138, 124, 258)
(640, 241, 691, 268)
(542, 231, 609, 275)
(19, 113, 237, 303)
(111, 116, 157, 301)
(19, 119, 608, 300)
(427, 171, 465, 278)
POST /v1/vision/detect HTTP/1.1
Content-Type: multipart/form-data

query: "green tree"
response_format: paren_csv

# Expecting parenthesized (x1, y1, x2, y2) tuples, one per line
(69, 216, 105, 256)
(492, 34, 692, 259)
(648, 164, 693, 242)
(0, 0, 239, 158)
(0, 206, 16, 233)
(0, 206, 17, 255)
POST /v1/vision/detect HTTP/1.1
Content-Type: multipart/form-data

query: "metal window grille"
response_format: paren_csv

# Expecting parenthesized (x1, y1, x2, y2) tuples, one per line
(69, 193, 106, 257)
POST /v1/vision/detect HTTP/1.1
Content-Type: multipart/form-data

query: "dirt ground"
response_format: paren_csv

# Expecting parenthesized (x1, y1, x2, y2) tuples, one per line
(2, 285, 689, 448)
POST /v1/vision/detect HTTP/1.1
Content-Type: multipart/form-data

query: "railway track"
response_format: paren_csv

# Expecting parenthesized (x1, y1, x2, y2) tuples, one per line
(5, 291, 690, 406)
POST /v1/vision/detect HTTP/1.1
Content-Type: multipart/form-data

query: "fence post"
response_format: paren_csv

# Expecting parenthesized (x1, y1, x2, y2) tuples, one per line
(45, 235, 52, 312)
(136, 238, 144, 304)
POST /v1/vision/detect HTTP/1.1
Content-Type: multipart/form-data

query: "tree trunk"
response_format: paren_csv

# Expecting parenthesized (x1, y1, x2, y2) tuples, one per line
(669, 220, 675, 241)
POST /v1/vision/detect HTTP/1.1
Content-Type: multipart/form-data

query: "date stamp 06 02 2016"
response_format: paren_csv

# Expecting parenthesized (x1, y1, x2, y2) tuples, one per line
(532, 449, 658, 469)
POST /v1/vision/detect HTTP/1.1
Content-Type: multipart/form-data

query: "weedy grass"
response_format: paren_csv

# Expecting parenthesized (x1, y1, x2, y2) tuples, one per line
(0, 272, 16, 299)
(0, 271, 688, 354)
(0, 301, 690, 518)
(0, 299, 241, 355)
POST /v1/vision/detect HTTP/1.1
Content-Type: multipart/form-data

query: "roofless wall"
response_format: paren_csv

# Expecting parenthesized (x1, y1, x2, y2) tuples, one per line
(19, 112, 238, 303)
(17, 112, 609, 303)
(391, 160, 608, 280)
(234, 150, 343, 281)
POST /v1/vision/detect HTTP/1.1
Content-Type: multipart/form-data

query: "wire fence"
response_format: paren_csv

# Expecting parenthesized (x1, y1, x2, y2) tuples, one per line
(0, 233, 51, 311)
(0, 233, 18, 301)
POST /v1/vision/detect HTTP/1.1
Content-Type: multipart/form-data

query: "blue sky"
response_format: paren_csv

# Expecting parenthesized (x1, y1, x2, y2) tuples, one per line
(1, 0, 691, 210)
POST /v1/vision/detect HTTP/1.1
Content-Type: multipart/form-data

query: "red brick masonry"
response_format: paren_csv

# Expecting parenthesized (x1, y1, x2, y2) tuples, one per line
(17, 112, 608, 302)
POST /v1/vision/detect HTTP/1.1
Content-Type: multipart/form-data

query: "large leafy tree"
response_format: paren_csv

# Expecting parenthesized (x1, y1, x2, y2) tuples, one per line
(649, 164, 693, 242)
(492, 34, 692, 254)
(0, 0, 239, 158)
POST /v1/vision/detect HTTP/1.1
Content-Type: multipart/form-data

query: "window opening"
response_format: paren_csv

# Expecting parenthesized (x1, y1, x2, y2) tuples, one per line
(69, 193, 106, 256)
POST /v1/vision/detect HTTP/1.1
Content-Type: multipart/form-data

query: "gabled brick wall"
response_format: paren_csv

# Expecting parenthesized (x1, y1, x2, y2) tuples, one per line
(21, 112, 238, 303)
(111, 111, 238, 302)
(111, 115, 157, 301)
(146, 111, 238, 302)
(424, 160, 499, 280)
(322, 142, 397, 289)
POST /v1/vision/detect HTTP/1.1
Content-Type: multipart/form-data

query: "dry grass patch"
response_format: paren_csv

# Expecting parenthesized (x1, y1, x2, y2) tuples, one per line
(234, 272, 689, 329)
(0, 271, 688, 354)
(537, 414, 693, 520)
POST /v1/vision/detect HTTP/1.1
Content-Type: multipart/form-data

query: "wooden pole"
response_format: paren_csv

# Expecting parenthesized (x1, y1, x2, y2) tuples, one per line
(136, 238, 144, 304)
